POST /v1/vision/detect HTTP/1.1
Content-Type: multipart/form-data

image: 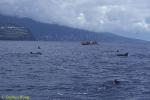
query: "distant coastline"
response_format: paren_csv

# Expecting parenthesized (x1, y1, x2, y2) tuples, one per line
(0, 24, 34, 40)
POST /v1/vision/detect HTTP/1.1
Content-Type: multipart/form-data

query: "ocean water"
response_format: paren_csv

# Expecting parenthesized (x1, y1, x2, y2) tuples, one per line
(0, 41, 150, 100)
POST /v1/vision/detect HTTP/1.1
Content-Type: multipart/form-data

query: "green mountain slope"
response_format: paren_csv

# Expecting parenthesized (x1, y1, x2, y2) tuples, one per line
(0, 24, 34, 40)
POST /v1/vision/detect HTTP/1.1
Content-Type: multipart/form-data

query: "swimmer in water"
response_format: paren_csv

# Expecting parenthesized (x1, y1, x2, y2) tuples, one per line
(113, 79, 120, 85)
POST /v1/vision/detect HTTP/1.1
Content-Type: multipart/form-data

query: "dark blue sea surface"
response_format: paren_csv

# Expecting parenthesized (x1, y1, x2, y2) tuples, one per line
(0, 41, 150, 100)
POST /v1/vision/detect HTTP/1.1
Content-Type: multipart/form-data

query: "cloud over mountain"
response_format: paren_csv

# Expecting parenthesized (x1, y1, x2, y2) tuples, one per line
(0, 0, 150, 40)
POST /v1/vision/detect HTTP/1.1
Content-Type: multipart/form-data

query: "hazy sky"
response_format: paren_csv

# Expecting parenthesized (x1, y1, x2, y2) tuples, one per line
(0, 0, 150, 40)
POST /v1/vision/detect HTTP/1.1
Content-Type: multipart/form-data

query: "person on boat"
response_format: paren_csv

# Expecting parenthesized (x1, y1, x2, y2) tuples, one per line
(38, 46, 41, 49)
(116, 50, 119, 52)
